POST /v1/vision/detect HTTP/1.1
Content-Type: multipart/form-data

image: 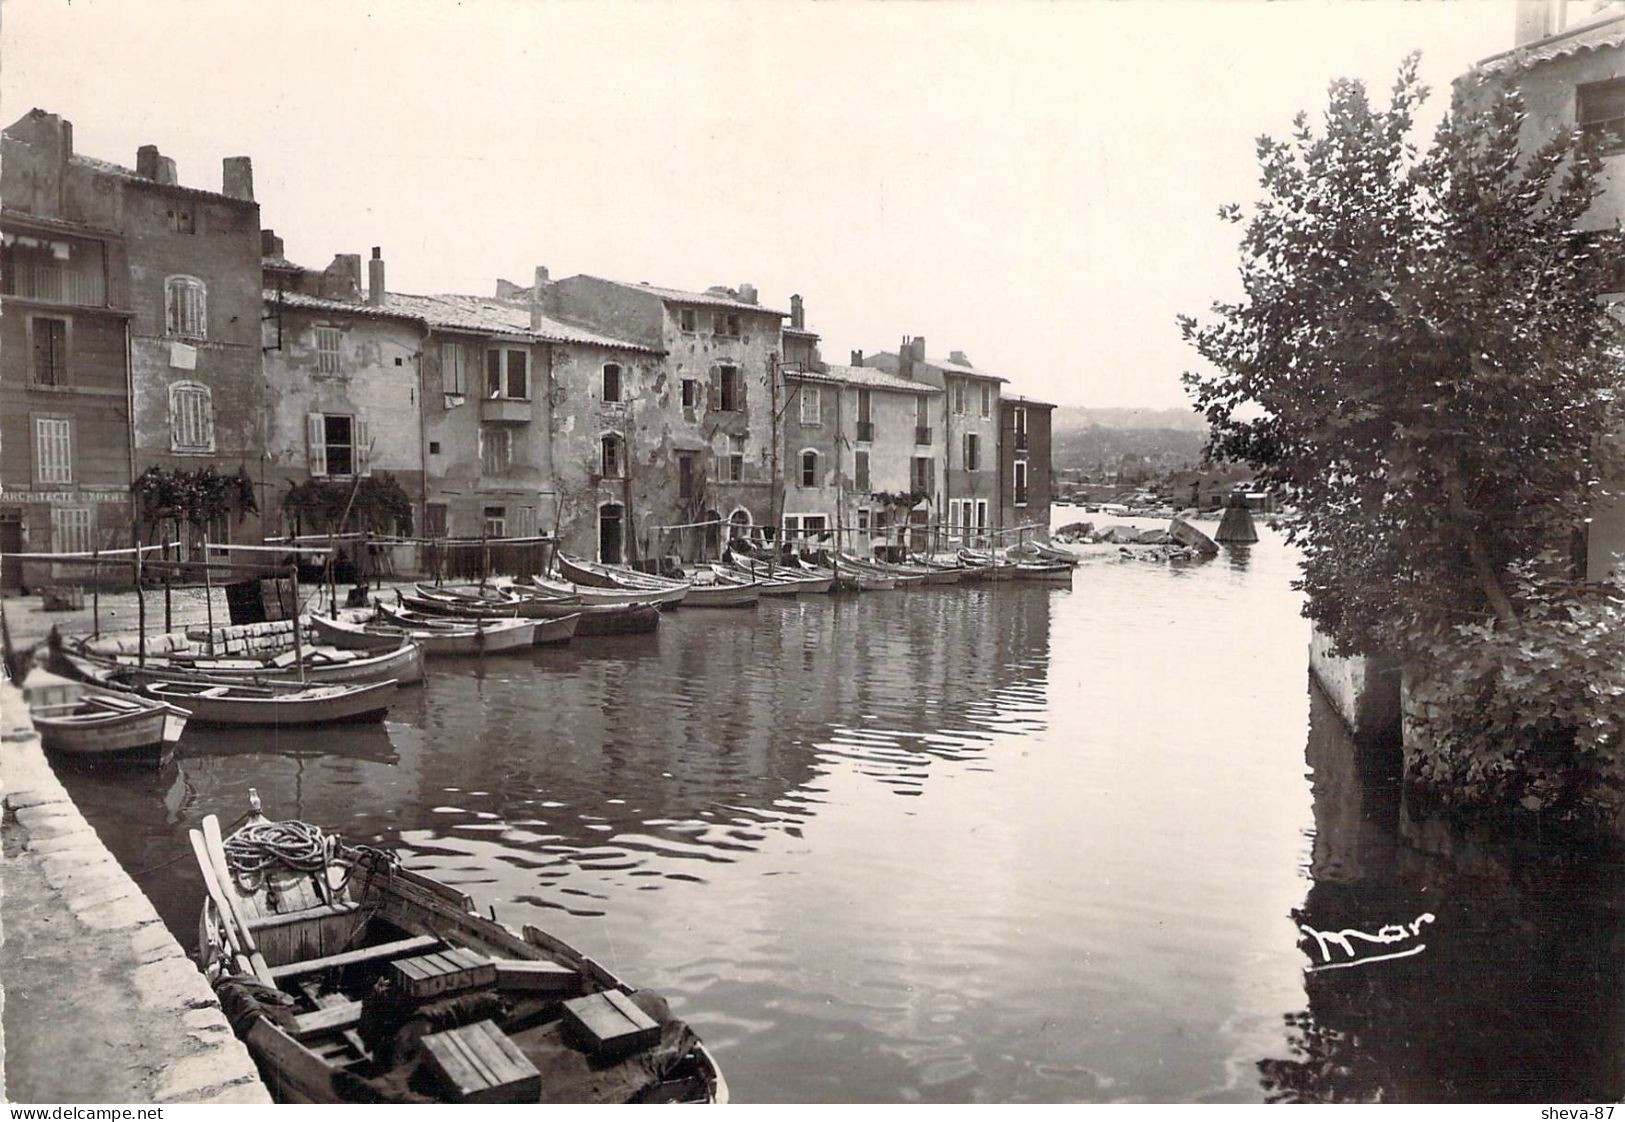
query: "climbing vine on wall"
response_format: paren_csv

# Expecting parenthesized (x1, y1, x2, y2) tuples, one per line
(132, 465, 258, 530)
(281, 473, 414, 536)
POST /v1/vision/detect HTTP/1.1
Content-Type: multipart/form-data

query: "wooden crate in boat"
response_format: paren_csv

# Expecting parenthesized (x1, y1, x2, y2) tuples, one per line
(421, 1019, 541, 1103)
(389, 947, 496, 1000)
(562, 989, 659, 1057)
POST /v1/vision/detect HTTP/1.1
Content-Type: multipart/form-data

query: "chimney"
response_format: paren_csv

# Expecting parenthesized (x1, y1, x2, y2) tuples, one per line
(738, 282, 758, 305)
(155, 157, 178, 185)
(910, 337, 926, 362)
(529, 265, 550, 329)
(790, 294, 804, 330)
(320, 253, 362, 301)
(899, 336, 914, 379)
(260, 229, 284, 258)
(368, 246, 385, 306)
(1514, 0, 1560, 45)
(850, 350, 864, 367)
(949, 349, 970, 366)
(137, 144, 160, 179)
(222, 156, 254, 201)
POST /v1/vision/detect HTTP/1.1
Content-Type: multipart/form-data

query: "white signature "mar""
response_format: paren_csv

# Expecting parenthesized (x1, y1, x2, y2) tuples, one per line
(1298, 912, 1435, 973)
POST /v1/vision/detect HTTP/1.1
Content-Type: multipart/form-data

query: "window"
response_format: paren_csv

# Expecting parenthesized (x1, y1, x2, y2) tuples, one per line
(678, 452, 696, 500)
(854, 450, 870, 492)
(964, 432, 981, 472)
(911, 455, 934, 494)
(715, 365, 743, 412)
(440, 342, 468, 395)
(602, 363, 622, 403)
(857, 508, 870, 533)
(514, 506, 537, 537)
(856, 389, 873, 442)
(713, 311, 740, 337)
(1013, 407, 1028, 450)
(981, 384, 991, 419)
(167, 207, 196, 235)
(725, 434, 745, 482)
(915, 395, 932, 445)
(486, 348, 530, 399)
(481, 426, 512, 474)
(316, 326, 343, 374)
(169, 381, 214, 453)
(949, 499, 963, 543)
(483, 506, 507, 538)
(31, 316, 67, 385)
(799, 385, 821, 425)
(1580, 78, 1625, 155)
(429, 441, 441, 455)
(681, 378, 700, 410)
(34, 417, 72, 483)
(1015, 460, 1029, 506)
(679, 308, 697, 332)
(165, 276, 207, 338)
(601, 433, 625, 478)
(307, 412, 369, 477)
(953, 381, 966, 415)
(425, 503, 448, 537)
(800, 450, 819, 487)
(1, 231, 106, 305)
(51, 507, 92, 553)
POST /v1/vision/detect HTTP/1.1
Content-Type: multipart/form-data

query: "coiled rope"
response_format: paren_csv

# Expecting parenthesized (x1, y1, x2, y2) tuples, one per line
(223, 819, 398, 896)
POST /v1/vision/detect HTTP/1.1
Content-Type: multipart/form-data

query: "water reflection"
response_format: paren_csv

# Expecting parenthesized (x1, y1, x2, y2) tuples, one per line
(1262, 684, 1625, 1102)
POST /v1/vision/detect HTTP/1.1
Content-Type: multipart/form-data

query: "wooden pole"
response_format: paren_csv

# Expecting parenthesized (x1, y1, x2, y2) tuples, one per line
(203, 534, 215, 653)
(133, 525, 147, 669)
(289, 565, 305, 684)
(91, 547, 100, 639)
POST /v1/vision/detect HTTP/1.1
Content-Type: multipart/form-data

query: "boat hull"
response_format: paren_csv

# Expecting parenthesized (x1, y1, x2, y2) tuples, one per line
(143, 679, 398, 727)
(31, 695, 187, 761)
(92, 640, 425, 689)
(313, 612, 534, 655)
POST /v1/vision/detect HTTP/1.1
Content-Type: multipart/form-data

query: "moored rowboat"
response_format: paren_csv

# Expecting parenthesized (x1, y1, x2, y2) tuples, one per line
(142, 678, 398, 727)
(311, 612, 537, 656)
(21, 667, 188, 762)
(195, 797, 727, 1104)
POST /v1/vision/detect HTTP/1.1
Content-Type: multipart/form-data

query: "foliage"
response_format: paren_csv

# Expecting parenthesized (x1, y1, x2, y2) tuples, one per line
(1180, 58, 1625, 825)
(132, 465, 257, 527)
(282, 473, 414, 536)
(871, 489, 931, 511)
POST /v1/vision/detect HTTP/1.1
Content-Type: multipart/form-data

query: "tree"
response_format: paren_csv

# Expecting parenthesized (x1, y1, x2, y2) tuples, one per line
(281, 473, 414, 537)
(1181, 58, 1625, 825)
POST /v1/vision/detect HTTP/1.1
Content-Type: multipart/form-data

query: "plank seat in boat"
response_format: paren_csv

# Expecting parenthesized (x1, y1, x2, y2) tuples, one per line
(246, 899, 361, 931)
(291, 1000, 365, 1040)
(269, 934, 440, 981)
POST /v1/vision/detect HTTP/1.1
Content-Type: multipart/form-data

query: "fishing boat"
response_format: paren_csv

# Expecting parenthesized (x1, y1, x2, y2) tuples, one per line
(553, 555, 690, 598)
(678, 566, 762, 608)
(837, 552, 928, 587)
(1008, 560, 1075, 583)
(192, 797, 726, 1104)
(21, 667, 188, 763)
(371, 603, 579, 647)
(1008, 540, 1080, 567)
(721, 549, 833, 595)
(519, 575, 685, 609)
(801, 550, 896, 591)
(72, 630, 425, 688)
(141, 678, 398, 727)
(311, 612, 538, 656)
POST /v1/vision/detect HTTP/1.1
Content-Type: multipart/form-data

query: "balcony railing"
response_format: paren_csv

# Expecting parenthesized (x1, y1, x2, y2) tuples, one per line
(480, 397, 532, 424)
(856, 421, 874, 443)
(915, 425, 932, 446)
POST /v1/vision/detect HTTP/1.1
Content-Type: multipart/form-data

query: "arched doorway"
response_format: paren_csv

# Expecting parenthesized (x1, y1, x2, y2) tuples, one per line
(599, 502, 625, 564)
(728, 507, 752, 545)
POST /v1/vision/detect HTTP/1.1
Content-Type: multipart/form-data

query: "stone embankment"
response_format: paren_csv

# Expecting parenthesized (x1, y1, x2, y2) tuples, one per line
(0, 681, 270, 1104)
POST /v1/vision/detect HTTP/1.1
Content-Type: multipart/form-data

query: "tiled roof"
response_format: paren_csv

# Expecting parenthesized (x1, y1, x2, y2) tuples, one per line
(382, 292, 659, 352)
(581, 275, 789, 316)
(1475, 13, 1625, 75)
(783, 324, 819, 337)
(1003, 394, 1057, 409)
(264, 289, 660, 353)
(68, 153, 254, 207)
(788, 363, 943, 395)
(262, 255, 305, 273)
(867, 350, 1010, 384)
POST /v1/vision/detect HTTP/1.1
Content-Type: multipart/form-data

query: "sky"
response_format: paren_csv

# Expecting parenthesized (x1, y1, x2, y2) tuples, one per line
(2, 0, 1521, 410)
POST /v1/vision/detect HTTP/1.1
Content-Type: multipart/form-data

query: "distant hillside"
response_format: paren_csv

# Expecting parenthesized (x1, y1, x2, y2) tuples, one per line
(1052, 406, 1207, 433)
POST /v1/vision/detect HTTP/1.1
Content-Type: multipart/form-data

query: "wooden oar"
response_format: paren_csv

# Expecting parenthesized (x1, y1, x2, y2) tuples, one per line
(202, 814, 275, 987)
(189, 828, 254, 979)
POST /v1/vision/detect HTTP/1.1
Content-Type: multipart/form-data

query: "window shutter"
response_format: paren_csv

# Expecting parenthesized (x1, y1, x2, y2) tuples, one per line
(355, 417, 371, 476)
(486, 350, 502, 398)
(171, 389, 185, 451)
(738, 368, 749, 413)
(307, 413, 327, 477)
(708, 367, 721, 410)
(202, 390, 215, 452)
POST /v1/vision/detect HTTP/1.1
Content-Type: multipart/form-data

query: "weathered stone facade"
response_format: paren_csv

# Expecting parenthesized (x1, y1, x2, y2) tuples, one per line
(546, 275, 785, 562)
(999, 396, 1055, 540)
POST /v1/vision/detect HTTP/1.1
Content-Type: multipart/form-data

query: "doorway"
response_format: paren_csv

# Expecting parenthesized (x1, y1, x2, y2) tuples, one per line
(599, 503, 624, 565)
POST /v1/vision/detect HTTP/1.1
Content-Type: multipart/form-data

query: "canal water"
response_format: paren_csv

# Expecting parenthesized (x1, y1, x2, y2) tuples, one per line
(58, 510, 1623, 1103)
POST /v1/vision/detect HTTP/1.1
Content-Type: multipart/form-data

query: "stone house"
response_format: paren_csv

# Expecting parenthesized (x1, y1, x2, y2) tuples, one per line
(999, 396, 1055, 539)
(863, 338, 1007, 548)
(541, 274, 786, 562)
(261, 244, 427, 573)
(0, 109, 262, 589)
(1471, 2, 1625, 579)
(782, 358, 946, 554)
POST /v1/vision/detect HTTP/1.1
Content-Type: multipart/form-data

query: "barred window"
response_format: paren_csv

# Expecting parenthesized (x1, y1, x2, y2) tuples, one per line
(165, 276, 207, 338)
(169, 382, 214, 453)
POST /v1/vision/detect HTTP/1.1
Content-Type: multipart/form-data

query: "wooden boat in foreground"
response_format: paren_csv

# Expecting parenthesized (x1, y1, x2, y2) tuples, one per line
(75, 632, 425, 688)
(195, 798, 726, 1104)
(21, 668, 188, 762)
(142, 678, 398, 727)
(554, 554, 690, 599)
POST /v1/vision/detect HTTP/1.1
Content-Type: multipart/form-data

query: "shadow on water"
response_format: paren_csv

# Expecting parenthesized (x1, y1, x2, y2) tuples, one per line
(1258, 683, 1625, 1102)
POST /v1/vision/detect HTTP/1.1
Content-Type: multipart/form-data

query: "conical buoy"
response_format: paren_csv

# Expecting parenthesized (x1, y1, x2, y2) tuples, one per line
(1215, 494, 1259, 543)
